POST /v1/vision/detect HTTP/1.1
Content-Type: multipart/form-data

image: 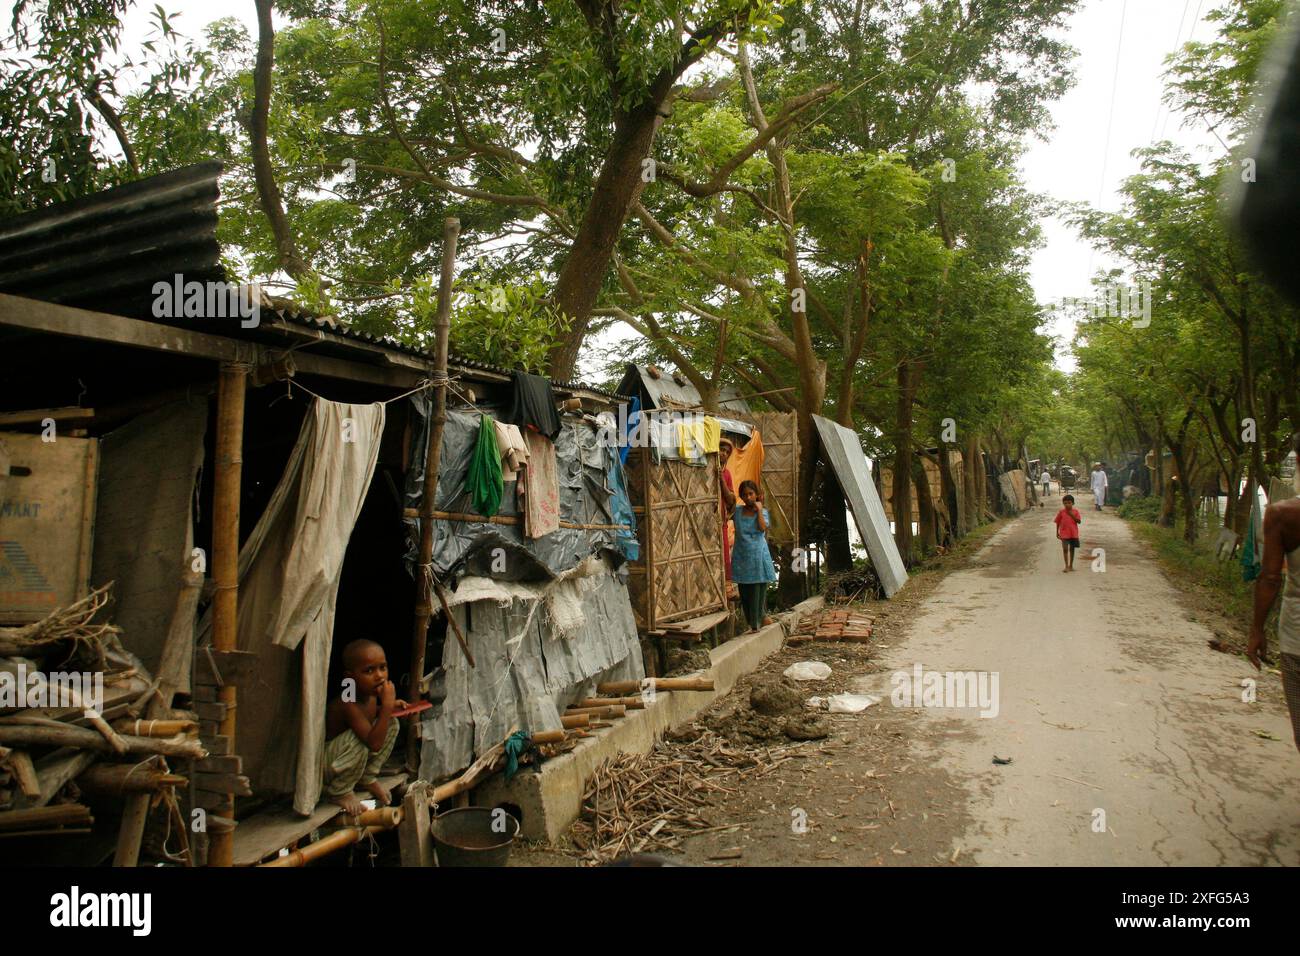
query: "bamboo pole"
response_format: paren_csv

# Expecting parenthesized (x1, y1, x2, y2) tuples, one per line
(596, 677, 714, 695)
(0, 803, 92, 831)
(560, 714, 590, 729)
(209, 361, 247, 867)
(112, 719, 198, 738)
(408, 217, 460, 771)
(259, 823, 389, 868)
(563, 704, 626, 718)
(572, 697, 647, 710)
(0, 724, 206, 758)
(77, 762, 188, 795)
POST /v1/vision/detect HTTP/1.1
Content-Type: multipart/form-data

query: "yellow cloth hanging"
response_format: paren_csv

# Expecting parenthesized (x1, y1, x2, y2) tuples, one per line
(701, 416, 721, 453)
(677, 416, 723, 458)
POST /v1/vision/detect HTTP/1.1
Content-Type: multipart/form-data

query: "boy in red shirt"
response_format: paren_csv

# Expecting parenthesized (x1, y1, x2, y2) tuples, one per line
(1054, 494, 1083, 572)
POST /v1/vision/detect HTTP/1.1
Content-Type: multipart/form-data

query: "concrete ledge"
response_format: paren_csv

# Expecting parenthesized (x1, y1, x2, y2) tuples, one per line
(474, 595, 825, 842)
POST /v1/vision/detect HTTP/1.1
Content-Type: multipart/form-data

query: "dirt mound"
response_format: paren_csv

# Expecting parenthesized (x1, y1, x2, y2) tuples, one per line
(749, 677, 803, 716)
(664, 647, 713, 676)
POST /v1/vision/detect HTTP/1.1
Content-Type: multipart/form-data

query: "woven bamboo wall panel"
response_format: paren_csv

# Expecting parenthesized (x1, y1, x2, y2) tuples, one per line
(625, 447, 725, 630)
(750, 412, 798, 546)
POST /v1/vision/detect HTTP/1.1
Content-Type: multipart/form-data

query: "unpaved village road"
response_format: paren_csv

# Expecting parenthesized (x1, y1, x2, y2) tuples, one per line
(669, 499, 1300, 867)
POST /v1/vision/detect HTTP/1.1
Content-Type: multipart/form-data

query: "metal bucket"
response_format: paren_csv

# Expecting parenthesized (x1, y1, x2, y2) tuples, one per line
(431, 806, 519, 867)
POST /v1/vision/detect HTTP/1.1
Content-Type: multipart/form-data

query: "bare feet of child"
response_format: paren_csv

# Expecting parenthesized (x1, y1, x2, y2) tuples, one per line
(330, 792, 365, 816)
(365, 779, 392, 807)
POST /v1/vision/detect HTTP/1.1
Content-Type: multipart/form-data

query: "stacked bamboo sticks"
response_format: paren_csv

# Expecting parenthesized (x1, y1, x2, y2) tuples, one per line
(570, 730, 791, 864)
(0, 585, 203, 861)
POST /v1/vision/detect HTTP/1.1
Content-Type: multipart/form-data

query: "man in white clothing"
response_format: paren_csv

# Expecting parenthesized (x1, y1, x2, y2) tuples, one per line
(1090, 462, 1108, 511)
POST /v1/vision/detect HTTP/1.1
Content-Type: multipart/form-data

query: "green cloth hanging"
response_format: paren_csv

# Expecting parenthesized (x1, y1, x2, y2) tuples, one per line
(1241, 486, 1263, 582)
(466, 413, 503, 517)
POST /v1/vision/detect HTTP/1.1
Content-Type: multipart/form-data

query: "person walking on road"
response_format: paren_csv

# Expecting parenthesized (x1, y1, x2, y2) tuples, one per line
(1248, 435, 1300, 753)
(1090, 462, 1108, 511)
(1054, 494, 1083, 572)
(1041, 468, 1051, 497)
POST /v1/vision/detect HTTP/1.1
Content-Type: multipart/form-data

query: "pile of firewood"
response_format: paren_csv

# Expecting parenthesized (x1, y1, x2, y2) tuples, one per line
(0, 585, 205, 863)
(570, 730, 795, 864)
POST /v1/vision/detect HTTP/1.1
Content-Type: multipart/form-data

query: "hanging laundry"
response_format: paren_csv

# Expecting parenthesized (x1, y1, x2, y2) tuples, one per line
(503, 369, 562, 439)
(727, 428, 765, 488)
(676, 415, 721, 459)
(465, 413, 504, 517)
(520, 429, 561, 538)
(493, 420, 529, 482)
(607, 448, 640, 562)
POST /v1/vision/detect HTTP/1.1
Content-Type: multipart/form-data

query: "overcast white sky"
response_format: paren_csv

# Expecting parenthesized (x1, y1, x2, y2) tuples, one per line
(8, 0, 1226, 377)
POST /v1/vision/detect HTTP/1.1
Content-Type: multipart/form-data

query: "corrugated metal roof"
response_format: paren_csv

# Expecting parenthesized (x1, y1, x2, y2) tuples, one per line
(617, 363, 752, 414)
(0, 162, 224, 313)
(0, 162, 622, 400)
(264, 304, 624, 398)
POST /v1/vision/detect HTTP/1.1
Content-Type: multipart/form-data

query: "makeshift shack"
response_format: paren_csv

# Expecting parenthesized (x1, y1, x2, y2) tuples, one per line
(0, 163, 634, 867)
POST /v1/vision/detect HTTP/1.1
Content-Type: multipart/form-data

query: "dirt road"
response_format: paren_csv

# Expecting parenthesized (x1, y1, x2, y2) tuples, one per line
(670, 499, 1299, 866)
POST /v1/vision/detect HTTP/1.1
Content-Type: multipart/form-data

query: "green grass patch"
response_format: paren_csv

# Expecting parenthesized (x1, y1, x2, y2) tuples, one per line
(1125, 519, 1255, 627)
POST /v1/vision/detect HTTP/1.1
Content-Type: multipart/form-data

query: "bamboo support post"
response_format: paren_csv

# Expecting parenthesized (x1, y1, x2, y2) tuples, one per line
(433, 582, 474, 668)
(596, 677, 714, 695)
(409, 217, 461, 771)
(112, 791, 151, 867)
(209, 361, 247, 867)
(398, 780, 433, 867)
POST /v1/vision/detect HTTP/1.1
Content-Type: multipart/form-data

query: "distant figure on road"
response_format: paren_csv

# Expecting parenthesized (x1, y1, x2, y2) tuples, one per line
(1090, 462, 1108, 511)
(1054, 494, 1082, 572)
(1041, 469, 1051, 497)
(1249, 434, 1300, 753)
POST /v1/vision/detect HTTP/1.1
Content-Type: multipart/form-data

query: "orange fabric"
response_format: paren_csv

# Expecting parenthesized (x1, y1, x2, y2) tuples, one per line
(727, 430, 764, 490)
(724, 432, 764, 569)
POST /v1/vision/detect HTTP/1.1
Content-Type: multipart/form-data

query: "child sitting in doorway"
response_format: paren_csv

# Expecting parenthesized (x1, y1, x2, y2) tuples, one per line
(732, 480, 777, 632)
(324, 639, 406, 814)
(1054, 494, 1083, 573)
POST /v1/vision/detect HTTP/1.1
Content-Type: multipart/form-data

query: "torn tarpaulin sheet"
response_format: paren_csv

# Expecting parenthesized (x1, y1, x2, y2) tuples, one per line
(405, 398, 623, 581)
(418, 553, 644, 782)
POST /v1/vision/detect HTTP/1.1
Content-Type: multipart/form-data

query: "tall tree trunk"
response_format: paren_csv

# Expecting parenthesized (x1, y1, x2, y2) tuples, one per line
(891, 361, 916, 563)
(250, 0, 310, 280)
(548, 98, 666, 378)
(937, 445, 962, 537)
(964, 434, 982, 528)
(822, 471, 853, 574)
(912, 455, 937, 555)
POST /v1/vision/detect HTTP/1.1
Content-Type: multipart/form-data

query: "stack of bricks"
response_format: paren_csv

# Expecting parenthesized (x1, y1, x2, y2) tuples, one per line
(788, 609, 874, 644)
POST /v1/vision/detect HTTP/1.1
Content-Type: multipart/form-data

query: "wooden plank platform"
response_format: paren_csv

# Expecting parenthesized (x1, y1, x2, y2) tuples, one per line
(660, 610, 730, 637)
(230, 772, 407, 867)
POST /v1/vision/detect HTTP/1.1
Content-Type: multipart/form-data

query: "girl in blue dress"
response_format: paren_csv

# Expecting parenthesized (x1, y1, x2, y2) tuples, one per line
(732, 480, 777, 632)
